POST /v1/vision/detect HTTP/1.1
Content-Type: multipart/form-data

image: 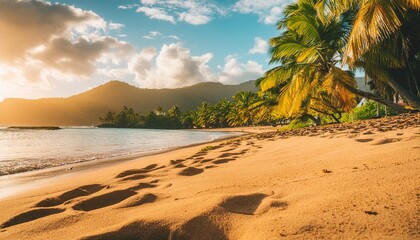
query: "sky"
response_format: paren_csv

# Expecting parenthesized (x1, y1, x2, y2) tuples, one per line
(0, 0, 295, 101)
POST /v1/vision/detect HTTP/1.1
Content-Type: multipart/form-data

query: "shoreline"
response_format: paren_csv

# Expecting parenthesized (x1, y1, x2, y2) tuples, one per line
(0, 130, 245, 200)
(0, 113, 418, 239)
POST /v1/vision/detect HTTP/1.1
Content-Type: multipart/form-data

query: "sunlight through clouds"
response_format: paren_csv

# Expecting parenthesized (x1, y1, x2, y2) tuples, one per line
(0, 0, 134, 87)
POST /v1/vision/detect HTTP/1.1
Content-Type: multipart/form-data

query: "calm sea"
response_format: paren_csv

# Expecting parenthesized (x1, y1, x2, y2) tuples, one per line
(0, 127, 238, 175)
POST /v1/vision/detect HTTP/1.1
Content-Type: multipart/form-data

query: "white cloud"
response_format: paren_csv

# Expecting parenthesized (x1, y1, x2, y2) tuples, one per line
(128, 43, 215, 88)
(169, 35, 180, 41)
(264, 6, 283, 24)
(128, 0, 224, 25)
(128, 42, 265, 88)
(136, 6, 176, 24)
(142, 31, 162, 39)
(179, 12, 211, 25)
(0, 0, 134, 87)
(234, 0, 290, 24)
(96, 67, 131, 80)
(219, 55, 264, 84)
(142, 31, 182, 42)
(249, 37, 269, 54)
(118, 4, 139, 10)
(109, 22, 125, 30)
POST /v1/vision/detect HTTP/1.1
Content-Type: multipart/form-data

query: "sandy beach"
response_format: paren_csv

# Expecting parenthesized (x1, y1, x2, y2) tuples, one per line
(0, 113, 419, 239)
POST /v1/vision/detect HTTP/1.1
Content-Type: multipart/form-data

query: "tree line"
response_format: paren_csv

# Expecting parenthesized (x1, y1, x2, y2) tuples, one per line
(98, 91, 279, 129)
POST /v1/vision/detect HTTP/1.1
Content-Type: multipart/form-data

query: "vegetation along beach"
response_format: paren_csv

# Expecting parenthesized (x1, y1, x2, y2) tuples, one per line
(0, 0, 419, 239)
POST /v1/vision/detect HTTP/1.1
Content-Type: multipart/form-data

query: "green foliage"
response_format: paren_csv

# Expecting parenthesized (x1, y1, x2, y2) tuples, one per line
(285, 119, 314, 129)
(353, 100, 397, 120)
(98, 92, 283, 129)
(259, 0, 358, 125)
(200, 146, 214, 152)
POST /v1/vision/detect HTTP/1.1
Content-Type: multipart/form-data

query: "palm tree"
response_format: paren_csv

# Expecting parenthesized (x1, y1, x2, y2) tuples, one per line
(340, 0, 420, 108)
(213, 98, 232, 128)
(195, 102, 213, 128)
(166, 105, 182, 128)
(228, 91, 259, 126)
(259, 0, 357, 125)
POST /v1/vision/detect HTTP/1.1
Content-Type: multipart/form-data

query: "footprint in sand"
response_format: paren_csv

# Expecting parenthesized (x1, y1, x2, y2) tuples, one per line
(374, 138, 402, 145)
(73, 183, 157, 211)
(355, 138, 374, 143)
(212, 158, 236, 165)
(170, 159, 185, 165)
(119, 193, 158, 208)
(115, 164, 163, 178)
(204, 165, 217, 169)
(120, 174, 149, 181)
(72, 189, 137, 211)
(219, 193, 268, 215)
(200, 159, 213, 163)
(178, 167, 204, 176)
(1, 208, 65, 228)
(81, 220, 171, 240)
(191, 152, 208, 158)
(35, 184, 106, 207)
(172, 215, 228, 240)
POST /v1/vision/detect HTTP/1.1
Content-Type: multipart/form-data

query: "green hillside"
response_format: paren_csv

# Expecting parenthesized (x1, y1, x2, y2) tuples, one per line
(0, 80, 257, 126)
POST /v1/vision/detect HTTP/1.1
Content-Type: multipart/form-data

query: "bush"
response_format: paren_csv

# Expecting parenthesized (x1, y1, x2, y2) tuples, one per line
(348, 100, 397, 121)
(284, 119, 314, 129)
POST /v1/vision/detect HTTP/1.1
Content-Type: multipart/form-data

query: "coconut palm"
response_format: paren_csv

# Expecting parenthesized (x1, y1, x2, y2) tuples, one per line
(259, 0, 357, 125)
(194, 102, 213, 128)
(340, 0, 420, 107)
(212, 98, 232, 128)
(228, 91, 259, 126)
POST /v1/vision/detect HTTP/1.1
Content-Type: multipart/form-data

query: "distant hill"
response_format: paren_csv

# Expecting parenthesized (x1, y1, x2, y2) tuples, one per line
(0, 80, 258, 126)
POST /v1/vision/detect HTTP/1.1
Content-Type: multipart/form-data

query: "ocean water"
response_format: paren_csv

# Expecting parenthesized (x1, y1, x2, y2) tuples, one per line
(0, 127, 237, 175)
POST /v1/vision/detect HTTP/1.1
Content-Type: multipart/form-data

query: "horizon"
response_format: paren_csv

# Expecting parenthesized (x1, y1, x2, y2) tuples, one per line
(0, 0, 296, 101)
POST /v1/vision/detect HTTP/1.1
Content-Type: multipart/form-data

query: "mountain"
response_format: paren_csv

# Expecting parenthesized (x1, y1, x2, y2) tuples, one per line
(0, 80, 257, 126)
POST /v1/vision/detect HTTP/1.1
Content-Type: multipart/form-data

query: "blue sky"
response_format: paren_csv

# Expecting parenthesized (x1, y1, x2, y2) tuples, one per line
(0, 0, 294, 100)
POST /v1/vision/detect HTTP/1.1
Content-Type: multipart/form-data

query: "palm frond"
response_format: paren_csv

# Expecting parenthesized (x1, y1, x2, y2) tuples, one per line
(260, 64, 306, 91)
(344, 0, 406, 65)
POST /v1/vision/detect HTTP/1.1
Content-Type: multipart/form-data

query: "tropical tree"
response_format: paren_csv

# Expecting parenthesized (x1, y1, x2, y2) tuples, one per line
(181, 111, 196, 128)
(228, 91, 259, 126)
(167, 105, 182, 128)
(259, 0, 357, 125)
(194, 102, 213, 128)
(212, 98, 232, 128)
(99, 111, 116, 125)
(338, 0, 420, 108)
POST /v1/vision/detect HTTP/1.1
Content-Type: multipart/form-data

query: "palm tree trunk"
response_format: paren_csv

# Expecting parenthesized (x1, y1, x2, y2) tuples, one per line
(341, 83, 409, 113)
(304, 114, 321, 126)
(386, 76, 420, 108)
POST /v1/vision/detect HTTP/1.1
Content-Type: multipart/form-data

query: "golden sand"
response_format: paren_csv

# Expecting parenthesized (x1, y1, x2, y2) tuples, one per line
(0, 113, 419, 239)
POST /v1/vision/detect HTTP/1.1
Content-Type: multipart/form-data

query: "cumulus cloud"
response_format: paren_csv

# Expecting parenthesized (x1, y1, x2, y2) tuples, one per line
(128, 43, 264, 88)
(0, 0, 134, 86)
(123, 0, 224, 25)
(219, 55, 264, 84)
(0, 0, 105, 62)
(249, 37, 269, 54)
(234, 0, 290, 24)
(128, 43, 215, 88)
